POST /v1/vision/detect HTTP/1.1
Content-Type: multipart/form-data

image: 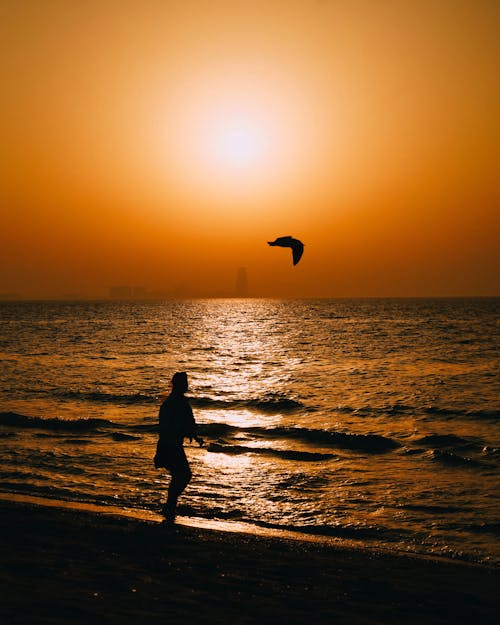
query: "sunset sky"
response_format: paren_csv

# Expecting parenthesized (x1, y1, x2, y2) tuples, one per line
(1, 0, 498, 298)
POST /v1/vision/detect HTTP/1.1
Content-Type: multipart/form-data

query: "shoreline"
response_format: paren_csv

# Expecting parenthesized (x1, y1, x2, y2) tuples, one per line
(1, 498, 498, 624)
(0, 491, 497, 568)
(0, 492, 397, 555)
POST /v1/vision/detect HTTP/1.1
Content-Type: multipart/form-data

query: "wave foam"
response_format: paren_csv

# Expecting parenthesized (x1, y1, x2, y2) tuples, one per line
(0, 412, 114, 432)
(207, 443, 334, 462)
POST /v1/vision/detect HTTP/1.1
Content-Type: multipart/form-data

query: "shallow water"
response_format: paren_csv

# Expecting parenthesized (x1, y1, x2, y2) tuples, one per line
(0, 298, 498, 563)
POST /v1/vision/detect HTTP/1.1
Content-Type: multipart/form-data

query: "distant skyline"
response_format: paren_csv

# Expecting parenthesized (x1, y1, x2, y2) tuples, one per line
(1, 1, 499, 298)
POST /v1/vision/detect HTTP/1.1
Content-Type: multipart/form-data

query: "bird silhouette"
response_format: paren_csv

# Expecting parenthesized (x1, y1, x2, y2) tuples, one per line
(267, 236, 304, 265)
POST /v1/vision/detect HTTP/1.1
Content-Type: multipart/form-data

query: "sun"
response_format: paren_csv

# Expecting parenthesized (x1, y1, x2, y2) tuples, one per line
(173, 93, 283, 191)
(152, 65, 328, 209)
(159, 94, 302, 204)
(210, 119, 268, 170)
(200, 105, 276, 179)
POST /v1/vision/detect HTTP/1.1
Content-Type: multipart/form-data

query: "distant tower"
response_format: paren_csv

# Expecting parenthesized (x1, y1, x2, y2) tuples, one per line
(235, 267, 248, 297)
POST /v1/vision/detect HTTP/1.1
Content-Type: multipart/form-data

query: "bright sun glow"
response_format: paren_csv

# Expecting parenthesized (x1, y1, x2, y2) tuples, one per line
(174, 95, 285, 190)
(155, 67, 326, 207)
(210, 120, 268, 170)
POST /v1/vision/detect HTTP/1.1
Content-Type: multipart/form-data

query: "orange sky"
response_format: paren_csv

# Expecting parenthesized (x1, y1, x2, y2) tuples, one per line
(1, 0, 498, 298)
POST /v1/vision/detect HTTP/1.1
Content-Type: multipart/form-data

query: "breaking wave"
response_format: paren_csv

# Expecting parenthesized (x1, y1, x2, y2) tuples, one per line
(331, 405, 499, 421)
(191, 395, 307, 413)
(0, 412, 114, 432)
(198, 423, 399, 452)
(0, 412, 399, 453)
(26, 390, 310, 414)
(416, 434, 472, 447)
(55, 390, 156, 404)
(207, 442, 335, 462)
(427, 449, 484, 468)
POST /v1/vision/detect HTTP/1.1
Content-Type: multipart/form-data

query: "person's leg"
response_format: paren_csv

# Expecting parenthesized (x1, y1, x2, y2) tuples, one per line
(164, 448, 192, 521)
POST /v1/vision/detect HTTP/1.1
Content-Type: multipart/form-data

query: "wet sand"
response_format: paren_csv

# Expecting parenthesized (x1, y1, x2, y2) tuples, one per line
(0, 500, 498, 625)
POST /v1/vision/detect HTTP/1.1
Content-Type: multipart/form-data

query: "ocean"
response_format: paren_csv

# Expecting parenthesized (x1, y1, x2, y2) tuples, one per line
(0, 298, 498, 564)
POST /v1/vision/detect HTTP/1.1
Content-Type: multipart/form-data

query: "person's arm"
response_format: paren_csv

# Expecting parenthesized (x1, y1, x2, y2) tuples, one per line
(158, 400, 168, 438)
(185, 401, 204, 446)
(154, 404, 165, 468)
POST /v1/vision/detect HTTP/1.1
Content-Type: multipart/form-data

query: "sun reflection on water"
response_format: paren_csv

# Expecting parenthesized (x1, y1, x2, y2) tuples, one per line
(196, 408, 282, 430)
(202, 449, 253, 472)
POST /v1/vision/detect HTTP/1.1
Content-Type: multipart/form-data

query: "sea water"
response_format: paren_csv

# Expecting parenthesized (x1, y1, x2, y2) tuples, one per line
(0, 299, 498, 564)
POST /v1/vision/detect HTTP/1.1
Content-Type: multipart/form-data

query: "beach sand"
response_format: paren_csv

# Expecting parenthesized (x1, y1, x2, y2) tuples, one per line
(0, 500, 497, 625)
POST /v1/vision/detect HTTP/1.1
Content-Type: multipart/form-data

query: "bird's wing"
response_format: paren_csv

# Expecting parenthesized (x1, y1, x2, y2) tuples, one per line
(272, 236, 293, 246)
(291, 240, 304, 265)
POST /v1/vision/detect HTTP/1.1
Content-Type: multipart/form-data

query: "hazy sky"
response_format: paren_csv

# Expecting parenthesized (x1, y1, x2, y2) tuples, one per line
(1, 0, 498, 298)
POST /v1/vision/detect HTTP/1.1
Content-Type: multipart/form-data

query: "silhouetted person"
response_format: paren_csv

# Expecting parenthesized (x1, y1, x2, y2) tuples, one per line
(154, 372, 204, 523)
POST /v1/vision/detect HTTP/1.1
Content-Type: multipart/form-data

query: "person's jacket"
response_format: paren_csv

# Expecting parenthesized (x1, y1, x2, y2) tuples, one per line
(158, 392, 196, 447)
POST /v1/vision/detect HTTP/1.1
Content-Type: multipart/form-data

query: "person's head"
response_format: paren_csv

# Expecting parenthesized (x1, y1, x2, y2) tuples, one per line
(171, 371, 188, 394)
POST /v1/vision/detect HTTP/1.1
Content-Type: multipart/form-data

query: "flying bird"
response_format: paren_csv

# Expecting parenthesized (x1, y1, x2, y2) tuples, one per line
(267, 236, 304, 266)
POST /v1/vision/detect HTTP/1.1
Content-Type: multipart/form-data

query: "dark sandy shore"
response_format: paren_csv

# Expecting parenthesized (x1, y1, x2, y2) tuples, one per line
(0, 500, 498, 625)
